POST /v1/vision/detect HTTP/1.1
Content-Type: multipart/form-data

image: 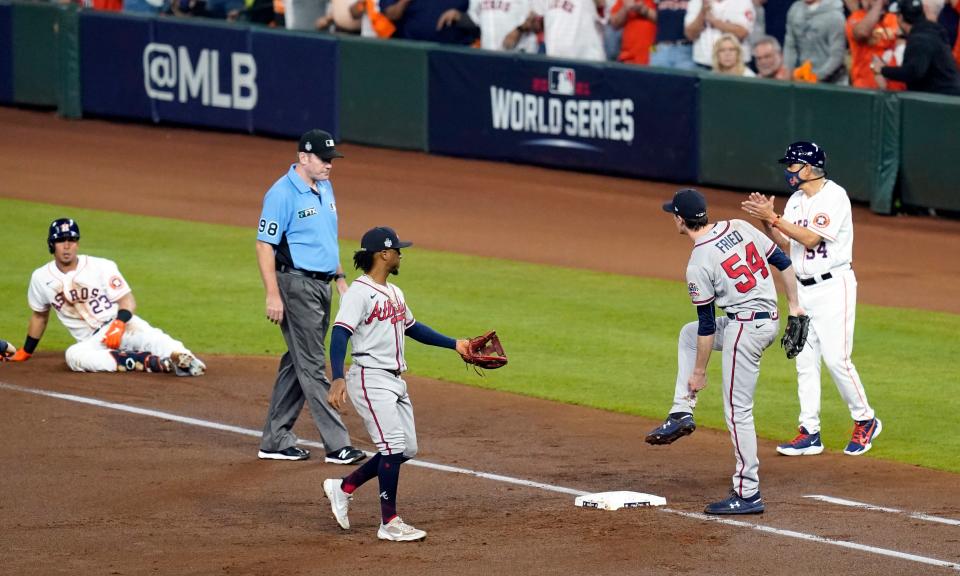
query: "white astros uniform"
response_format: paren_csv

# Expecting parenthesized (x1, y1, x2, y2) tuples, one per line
(469, 0, 539, 52)
(782, 180, 874, 432)
(333, 276, 419, 458)
(27, 255, 193, 372)
(531, 0, 605, 61)
(670, 220, 781, 498)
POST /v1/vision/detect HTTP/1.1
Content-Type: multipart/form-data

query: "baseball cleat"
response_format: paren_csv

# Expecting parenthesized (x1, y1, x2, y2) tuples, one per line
(325, 446, 367, 465)
(776, 427, 824, 456)
(258, 446, 310, 460)
(377, 516, 426, 542)
(645, 413, 696, 445)
(844, 418, 882, 455)
(322, 478, 352, 530)
(704, 490, 765, 515)
(172, 351, 206, 377)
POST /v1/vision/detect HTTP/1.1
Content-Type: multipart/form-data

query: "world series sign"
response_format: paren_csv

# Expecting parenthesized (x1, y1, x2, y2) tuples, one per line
(428, 50, 699, 182)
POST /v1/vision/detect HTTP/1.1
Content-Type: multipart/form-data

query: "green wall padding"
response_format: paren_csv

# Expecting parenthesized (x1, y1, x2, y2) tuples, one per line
(699, 77, 898, 213)
(899, 93, 960, 213)
(338, 36, 428, 150)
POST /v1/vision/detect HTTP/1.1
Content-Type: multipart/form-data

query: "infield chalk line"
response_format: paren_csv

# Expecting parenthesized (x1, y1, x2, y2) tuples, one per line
(3, 380, 959, 573)
(804, 494, 960, 527)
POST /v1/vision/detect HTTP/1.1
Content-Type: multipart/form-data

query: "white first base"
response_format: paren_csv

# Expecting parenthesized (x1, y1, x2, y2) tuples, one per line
(575, 491, 667, 510)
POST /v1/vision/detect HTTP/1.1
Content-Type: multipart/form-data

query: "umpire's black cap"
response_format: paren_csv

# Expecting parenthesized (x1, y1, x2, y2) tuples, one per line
(662, 189, 707, 219)
(298, 129, 344, 160)
(360, 226, 413, 252)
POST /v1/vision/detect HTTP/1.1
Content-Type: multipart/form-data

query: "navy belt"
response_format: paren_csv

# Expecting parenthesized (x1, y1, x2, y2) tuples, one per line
(357, 364, 401, 377)
(727, 311, 778, 321)
(799, 272, 833, 287)
(276, 264, 334, 282)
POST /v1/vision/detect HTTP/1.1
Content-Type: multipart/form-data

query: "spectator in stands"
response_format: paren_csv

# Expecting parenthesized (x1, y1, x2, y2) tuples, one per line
(847, 0, 906, 89)
(752, 34, 789, 78)
(610, 0, 658, 64)
(650, 0, 697, 69)
(529, 0, 607, 60)
(749, 0, 766, 45)
(953, 0, 960, 67)
(783, 0, 847, 83)
(684, 0, 756, 70)
(437, 0, 539, 52)
(876, 0, 960, 94)
(124, 0, 169, 14)
(712, 31, 757, 73)
(383, 0, 478, 44)
(283, 0, 331, 29)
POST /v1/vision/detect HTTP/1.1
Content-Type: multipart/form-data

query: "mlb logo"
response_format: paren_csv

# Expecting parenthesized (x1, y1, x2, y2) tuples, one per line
(548, 67, 576, 96)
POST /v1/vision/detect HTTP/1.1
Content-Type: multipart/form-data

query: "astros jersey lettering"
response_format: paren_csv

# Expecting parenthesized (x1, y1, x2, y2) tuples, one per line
(28, 255, 131, 341)
(469, 0, 539, 52)
(334, 276, 415, 373)
(685, 219, 779, 316)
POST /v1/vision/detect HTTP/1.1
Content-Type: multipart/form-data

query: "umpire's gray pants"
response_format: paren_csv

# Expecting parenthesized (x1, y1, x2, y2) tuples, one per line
(259, 272, 351, 453)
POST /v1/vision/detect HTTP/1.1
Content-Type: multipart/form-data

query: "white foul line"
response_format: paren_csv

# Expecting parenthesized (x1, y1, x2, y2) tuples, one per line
(2, 380, 958, 572)
(805, 494, 960, 527)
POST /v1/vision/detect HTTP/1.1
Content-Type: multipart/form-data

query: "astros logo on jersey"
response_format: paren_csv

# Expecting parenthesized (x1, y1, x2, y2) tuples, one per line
(812, 213, 830, 228)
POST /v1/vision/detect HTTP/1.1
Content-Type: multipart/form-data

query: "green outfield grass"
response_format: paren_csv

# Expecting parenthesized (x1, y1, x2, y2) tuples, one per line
(2, 198, 958, 472)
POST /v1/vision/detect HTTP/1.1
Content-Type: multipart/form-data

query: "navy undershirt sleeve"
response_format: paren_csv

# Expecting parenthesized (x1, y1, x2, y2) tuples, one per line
(697, 302, 717, 336)
(406, 321, 457, 349)
(330, 325, 350, 380)
(768, 247, 792, 271)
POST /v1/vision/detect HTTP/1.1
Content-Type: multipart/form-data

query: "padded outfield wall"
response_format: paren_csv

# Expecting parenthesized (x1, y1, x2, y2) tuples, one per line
(1, 0, 957, 214)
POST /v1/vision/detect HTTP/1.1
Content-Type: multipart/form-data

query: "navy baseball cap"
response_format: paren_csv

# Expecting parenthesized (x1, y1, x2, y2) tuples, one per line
(662, 189, 707, 219)
(298, 129, 344, 160)
(778, 141, 825, 168)
(360, 226, 413, 252)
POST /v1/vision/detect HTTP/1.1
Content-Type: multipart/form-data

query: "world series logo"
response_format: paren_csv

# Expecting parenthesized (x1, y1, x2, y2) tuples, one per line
(143, 43, 258, 111)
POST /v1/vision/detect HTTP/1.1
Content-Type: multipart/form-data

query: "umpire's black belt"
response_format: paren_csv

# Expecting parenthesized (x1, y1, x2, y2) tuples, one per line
(727, 311, 779, 321)
(798, 272, 833, 286)
(276, 263, 334, 281)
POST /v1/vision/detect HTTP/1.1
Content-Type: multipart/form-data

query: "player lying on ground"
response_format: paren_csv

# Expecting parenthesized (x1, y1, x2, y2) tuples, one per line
(323, 226, 474, 542)
(6, 218, 205, 376)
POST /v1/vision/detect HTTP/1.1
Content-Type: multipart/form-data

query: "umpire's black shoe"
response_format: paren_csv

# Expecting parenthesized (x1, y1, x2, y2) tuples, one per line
(645, 413, 696, 445)
(325, 446, 367, 465)
(258, 446, 310, 461)
(705, 490, 765, 515)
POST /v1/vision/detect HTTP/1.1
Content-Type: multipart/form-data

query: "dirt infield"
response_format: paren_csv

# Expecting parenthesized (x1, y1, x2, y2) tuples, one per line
(2, 108, 959, 575)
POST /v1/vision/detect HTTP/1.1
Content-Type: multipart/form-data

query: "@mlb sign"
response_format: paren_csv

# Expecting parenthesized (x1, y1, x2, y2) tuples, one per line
(143, 42, 258, 110)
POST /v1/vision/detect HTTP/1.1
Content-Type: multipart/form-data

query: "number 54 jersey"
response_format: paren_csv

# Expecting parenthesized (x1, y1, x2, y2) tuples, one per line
(27, 255, 132, 341)
(686, 219, 779, 315)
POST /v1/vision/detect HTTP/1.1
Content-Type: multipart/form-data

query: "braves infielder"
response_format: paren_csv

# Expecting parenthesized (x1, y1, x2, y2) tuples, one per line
(7, 218, 205, 376)
(321, 226, 470, 542)
(742, 141, 881, 456)
(646, 189, 802, 515)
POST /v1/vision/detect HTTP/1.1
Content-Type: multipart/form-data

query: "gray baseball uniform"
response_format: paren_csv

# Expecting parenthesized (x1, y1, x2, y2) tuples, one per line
(333, 276, 418, 457)
(671, 219, 781, 498)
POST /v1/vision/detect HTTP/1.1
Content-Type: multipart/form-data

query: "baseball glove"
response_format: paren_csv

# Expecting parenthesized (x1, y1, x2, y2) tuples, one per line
(461, 331, 508, 370)
(781, 315, 810, 359)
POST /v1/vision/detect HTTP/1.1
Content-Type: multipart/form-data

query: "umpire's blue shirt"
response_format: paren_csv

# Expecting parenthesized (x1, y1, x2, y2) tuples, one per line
(257, 164, 339, 273)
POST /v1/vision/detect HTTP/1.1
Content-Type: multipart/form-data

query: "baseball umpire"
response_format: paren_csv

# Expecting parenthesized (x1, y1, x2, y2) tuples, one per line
(255, 129, 365, 465)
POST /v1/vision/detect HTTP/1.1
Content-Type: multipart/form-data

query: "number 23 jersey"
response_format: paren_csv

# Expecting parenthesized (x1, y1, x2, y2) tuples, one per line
(783, 180, 853, 278)
(686, 219, 779, 314)
(27, 255, 132, 341)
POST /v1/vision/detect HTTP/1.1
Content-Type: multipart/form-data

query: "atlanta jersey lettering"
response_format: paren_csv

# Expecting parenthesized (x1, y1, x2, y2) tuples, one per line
(782, 180, 853, 278)
(27, 255, 131, 341)
(686, 219, 778, 315)
(333, 276, 415, 373)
